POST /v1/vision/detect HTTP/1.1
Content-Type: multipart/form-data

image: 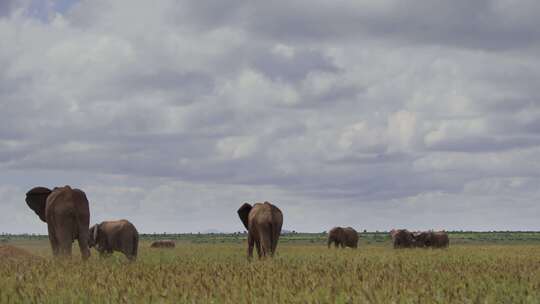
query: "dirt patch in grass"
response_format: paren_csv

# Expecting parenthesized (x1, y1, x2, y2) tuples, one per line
(0, 245, 41, 260)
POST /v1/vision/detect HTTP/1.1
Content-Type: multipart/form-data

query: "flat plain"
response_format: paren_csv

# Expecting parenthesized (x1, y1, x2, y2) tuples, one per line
(1, 232, 540, 303)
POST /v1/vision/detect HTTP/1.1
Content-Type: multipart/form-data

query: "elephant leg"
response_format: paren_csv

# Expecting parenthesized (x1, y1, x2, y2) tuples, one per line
(259, 229, 272, 258)
(47, 225, 60, 256)
(255, 240, 263, 259)
(271, 230, 279, 257)
(77, 226, 90, 260)
(125, 249, 136, 262)
(56, 228, 73, 257)
(247, 234, 255, 259)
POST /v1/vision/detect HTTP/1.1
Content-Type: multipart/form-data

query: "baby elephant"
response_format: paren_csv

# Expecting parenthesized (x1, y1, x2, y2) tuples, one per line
(89, 219, 139, 261)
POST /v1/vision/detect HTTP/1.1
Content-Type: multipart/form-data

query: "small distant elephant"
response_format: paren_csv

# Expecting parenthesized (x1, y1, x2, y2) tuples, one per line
(412, 231, 432, 248)
(390, 229, 415, 248)
(430, 231, 449, 248)
(414, 231, 449, 248)
(150, 240, 176, 248)
(26, 186, 91, 259)
(328, 227, 359, 248)
(238, 201, 283, 259)
(89, 220, 139, 261)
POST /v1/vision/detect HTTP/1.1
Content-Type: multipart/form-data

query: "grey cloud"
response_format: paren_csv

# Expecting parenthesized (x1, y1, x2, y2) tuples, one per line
(1, 1, 540, 233)
(251, 48, 339, 82)
(426, 135, 540, 153)
(0, 0, 19, 17)
(176, 0, 540, 50)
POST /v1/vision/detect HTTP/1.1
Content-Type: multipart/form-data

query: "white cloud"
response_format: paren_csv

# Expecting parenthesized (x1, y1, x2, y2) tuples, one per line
(216, 136, 258, 160)
(386, 110, 417, 153)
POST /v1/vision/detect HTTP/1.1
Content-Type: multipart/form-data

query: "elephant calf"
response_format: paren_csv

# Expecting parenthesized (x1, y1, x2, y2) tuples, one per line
(89, 220, 139, 261)
(328, 227, 359, 248)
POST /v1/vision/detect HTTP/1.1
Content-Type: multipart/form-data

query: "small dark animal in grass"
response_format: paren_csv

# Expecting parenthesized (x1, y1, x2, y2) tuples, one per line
(238, 201, 283, 259)
(431, 231, 449, 248)
(327, 227, 359, 249)
(150, 240, 176, 248)
(414, 231, 449, 248)
(26, 185, 91, 260)
(89, 220, 139, 261)
(390, 229, 415, 248)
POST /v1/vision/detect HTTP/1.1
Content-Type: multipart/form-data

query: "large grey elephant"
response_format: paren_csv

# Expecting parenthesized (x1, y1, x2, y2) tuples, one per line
(25, 185, 91, 259)
(390, 229, 415, 249)
(238, 201, 283, 259)
(89, 219, 139, 261)
(413, 231, 450, 248)
(327, 227, 359, 248)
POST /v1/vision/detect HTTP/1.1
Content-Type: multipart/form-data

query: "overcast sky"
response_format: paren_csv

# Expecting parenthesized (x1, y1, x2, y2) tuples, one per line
(1, 0, 539, 233)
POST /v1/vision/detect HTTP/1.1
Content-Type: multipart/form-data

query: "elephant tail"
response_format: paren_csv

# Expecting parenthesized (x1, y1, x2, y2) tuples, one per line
(269, 221, 282, 257)
(126, 232, 139, 261)
(259, 223, 273, 258)
(131, 234, 139, 258)
(268, 222, 275, 257)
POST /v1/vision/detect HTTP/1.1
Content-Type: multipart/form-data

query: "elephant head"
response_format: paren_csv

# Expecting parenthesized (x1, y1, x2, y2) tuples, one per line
(88, 224, 99, 248)
(390, 229, 415, 248)
(25, 187, 52, 222)
(328, 227, 344, 248)
(413, 231, 432, 247)
(237, 203, 252, 231)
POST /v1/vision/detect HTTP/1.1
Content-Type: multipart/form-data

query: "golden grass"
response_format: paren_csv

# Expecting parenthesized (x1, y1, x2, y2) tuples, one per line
(1, 241, 540, 303)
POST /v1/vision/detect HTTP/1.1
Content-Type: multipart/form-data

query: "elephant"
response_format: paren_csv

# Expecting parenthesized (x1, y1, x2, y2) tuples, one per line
(390, 229, 415, 248)
(327, 227, 359, 248)
(430, 231, 449, 248)
(413, 231, 450, 248)
(150, 240, 176, 248)
(89, 219, 139, 261)
(412, 231, 432, 248)
(25, 185, 91, 259)
(237, 201, 283, 259)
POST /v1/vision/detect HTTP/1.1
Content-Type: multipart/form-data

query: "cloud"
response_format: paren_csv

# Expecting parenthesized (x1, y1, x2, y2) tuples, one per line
(0, 0, 539, 233)
(176, 0, 540, 50)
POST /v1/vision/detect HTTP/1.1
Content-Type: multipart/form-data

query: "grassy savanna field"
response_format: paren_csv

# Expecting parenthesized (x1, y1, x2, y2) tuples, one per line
(2, 233, 540, 303)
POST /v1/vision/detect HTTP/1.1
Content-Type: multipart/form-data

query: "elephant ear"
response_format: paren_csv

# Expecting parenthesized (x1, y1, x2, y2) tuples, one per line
(25, 187, 52, 222)
(237, 203, 252, 231)
(89, 224, 98, 247)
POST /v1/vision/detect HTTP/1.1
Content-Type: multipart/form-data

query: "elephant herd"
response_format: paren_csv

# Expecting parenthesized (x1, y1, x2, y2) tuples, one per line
(25, 186, 140, 261)
(24, 185, 448, 261)
(23, 185, 286, 261)
(390, 229, 449, 249)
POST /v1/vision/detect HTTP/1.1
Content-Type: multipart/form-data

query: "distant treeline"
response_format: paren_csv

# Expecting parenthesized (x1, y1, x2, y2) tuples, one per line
(3, 231, 540, 244)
